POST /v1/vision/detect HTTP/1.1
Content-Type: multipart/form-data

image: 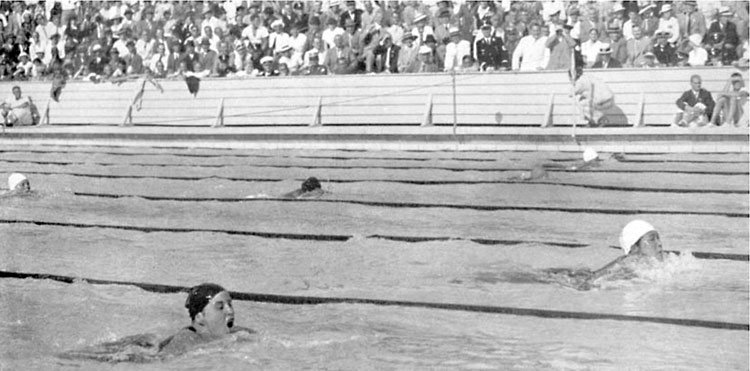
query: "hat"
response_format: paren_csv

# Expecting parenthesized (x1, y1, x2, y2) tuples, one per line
(730, 74, 745, 84)
(401, 33, 417, 42)
(656, 29, 672, 37)
(619, 220, 656, 255)
(278, 44, 293, 53)
(8, 173, 27, 191)
(598, 44, 612, 54)
(480, 23, 492, 30)
(200, 38, 210, 46)
(638, 4, 655, 15)
(607, 26, 620, 34)
(413, 13, 427, 23)
(448, 26, 460, 35)
(562, 23, 573, 30)
(184, 39, 195, 47)
(583, 148, 599, 162)
(612, 3, 625, 13)
(688, 33, 702, 46)
(92, 44, 102, 52)
(418, 45, 432, 54)
(568, 8, 580, 16)
(684, 0, 697, 6)
(329, 0, 341, 7)
(308, 50, 319, 58)
(644, 51, 656, 58)
(124, 8, 133, 15)
(660, 4, 672, 14)
(185, 283, 225, 320)
(424, 34, 437, 44)
(260, 55, 274, 64)
(271, 19, 284, 28)
(719, 6, 733, 16)
(18, 52, 29, 59)
(438, 9, 451, 18)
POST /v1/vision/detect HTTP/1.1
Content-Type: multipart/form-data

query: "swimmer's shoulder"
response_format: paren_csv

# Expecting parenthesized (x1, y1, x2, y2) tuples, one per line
(158, 326, 201, 354)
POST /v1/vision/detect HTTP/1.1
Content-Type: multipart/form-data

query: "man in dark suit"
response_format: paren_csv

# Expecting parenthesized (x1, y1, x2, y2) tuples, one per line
(673, 74, 715, 127)
(592, 45, 622, 68)
(474, 24, 508, 71)
(339, 0, 363, 30)
(706, 6, 739, 47)
(372, 34, 400, 73)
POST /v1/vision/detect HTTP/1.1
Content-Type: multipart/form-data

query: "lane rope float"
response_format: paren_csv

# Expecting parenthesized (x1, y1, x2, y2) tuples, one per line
(1, 270, 746, 331)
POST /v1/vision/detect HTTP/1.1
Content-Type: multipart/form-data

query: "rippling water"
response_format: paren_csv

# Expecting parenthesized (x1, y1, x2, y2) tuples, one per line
(0, 148, 747, 370)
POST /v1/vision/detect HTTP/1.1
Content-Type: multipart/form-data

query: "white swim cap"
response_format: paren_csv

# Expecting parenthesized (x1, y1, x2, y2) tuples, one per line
(8, 173, 27, 190)
(583, 148, 599, 162)
(619, 220, 656, 255)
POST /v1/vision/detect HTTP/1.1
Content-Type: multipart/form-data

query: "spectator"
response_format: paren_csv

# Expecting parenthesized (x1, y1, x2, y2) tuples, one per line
(1, 86, 36, 126)
(605, 26, 628, 66)
(304, 36, 327, 67)
(398, 33, 419, 73)
(268, 19, 291, 56)
(623, 9, 641, 40)
(371, 33, 399, 73)
(687, 34, 708, 66)
(323, 34, 355, 74)
(546, 23, 575, 70)
(433, 9, 453, 45)
(639, 4, 659, 38)
(457, 55, 477, 72)
(580, 28, 604, 68)
(444, 27, 470, 72)
(124, 40, 144, 74)
(641, 51, 658, 68)
(180, 40, 200, 71)
(653, 30, 677, 67)
(625, 25, 652, 67)
(298, 50, 328, 75)
(605, 3, 626, 31)
(13, 53, 33, 79)
(572, 67, 614, 127)
(257, 56, 279, 77)
(711, 73, 749, 126)
(657, 4, 679, 45)
(677, 0, 707, 42)
(339, 0, 363, 30)
(512, 23, 548, 71)
(592, 45, 621, 68)
(321, 17, 344, 50)
(415, 45, 439, 72)
(410, 13, 433, 47)
(706, 6, 739, 47)
(476, 23, 509, 71)
(423, 34, 443, 70)
(242, 14, 269, 51)
(199, 38, 218, 74)
(673, 74, 714, 127)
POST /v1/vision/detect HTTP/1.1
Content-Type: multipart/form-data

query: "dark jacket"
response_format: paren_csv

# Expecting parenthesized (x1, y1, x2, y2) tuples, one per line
(706, 20, 739, 46)
(373, 44, 400, 73)
(592, 57, 622, 68)
(475, 35, 508, 70)
(676, 88, 715, 119)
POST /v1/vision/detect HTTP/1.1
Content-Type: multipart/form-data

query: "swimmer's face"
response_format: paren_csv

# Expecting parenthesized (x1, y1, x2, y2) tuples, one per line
(635, 231, 662, 257)
(16, 179, 30, 192)
(197, 291, 235, 337)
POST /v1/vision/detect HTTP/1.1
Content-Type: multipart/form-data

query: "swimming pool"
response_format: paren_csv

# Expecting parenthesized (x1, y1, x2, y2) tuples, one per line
(0, 145, 747, 370)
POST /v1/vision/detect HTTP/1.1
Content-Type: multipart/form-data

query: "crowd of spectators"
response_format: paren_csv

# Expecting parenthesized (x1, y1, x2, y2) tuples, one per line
(0, 0, 748, 82)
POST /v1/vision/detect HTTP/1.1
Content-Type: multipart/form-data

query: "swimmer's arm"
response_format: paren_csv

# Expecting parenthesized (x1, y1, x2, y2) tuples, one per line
(230, 326, 256, 334)
(576, 255, 629, 290)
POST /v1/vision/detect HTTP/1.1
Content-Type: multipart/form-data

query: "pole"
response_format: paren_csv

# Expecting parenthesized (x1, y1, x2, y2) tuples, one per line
(451, 68, 457, 137)
(570, 48, 580, 146)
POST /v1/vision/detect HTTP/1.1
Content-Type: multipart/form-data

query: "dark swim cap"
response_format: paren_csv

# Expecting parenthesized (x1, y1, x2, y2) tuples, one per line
(185, 283, 225, 320)
(301, 177, 321, 192)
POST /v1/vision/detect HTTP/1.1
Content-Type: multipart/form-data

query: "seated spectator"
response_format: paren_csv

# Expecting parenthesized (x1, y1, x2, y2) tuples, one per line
(398, 33, 419, 73)
(626, 25, 653, 67)
(323, 34, 355, 74)
(706, 6, 739, 47)
(372, 33, 400, 73)
(1, 86, 36, 127)
(686, 34, 708, 66)
(706, 32, 725, 65)
(673, 74, 714, 127)
(444, 27, 471, 72)
(415, 45, 439, 73)
(653, 30, 677, 66)
(641, 51, 659, 67)
(572, 67, 615, 127)
(298, 51, 328, 75)
(605, 27, 628, 66)
(592, 45, 621, 68)
(657, 4, 679, 45)
(580, 28, 604, 68)
(457, 55, 478, 73)
(711, 73, 749, 127)
(257, 56, 279, 77)
(13, 53, 33, 80)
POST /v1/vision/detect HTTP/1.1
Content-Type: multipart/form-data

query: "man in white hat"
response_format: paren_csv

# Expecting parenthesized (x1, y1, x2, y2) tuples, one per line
(444, 26, 471, 71)
(653, 30, 677, 66)
(706, 6, 739, 47)
(410, 13, 434, 47)
(268, 19, 291, 55)
(415, 44, 438, 72)
(657, 4, 679, 44)
(592, 44, 621, 68)
(13, 52, 33, 78)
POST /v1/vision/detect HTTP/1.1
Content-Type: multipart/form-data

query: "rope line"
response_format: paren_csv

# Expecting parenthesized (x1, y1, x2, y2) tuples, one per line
(1, 270, 746, 331)
(1, 159, 746, 175)
(71, 192, 749, 218)
(1, 219, 746, 261)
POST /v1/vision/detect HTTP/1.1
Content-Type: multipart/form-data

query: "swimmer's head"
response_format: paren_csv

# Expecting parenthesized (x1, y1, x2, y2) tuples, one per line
(583, 148, 599, 163)
(619, 220, 658, 255)
(185, 283, 235, 336)
(301, 177, 321, 193)
(8, 173, 30, 192)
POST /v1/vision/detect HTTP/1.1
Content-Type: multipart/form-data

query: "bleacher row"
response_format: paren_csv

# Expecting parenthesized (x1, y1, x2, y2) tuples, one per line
(5, 66, 746, 128)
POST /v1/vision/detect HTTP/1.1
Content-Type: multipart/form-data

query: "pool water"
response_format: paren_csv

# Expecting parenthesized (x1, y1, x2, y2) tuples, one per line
(0, 146, 747, 370)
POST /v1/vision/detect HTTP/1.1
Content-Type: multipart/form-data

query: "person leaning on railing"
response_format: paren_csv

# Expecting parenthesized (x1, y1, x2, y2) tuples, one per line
(710, 73, 749, 127)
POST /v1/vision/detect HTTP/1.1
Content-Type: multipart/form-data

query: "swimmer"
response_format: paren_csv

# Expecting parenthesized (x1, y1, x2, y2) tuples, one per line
(569, 148, 600, 171)
(0, 173, 31, 197)
(508, 164, 548, 182)
(575, 220, 668, 290)
(158, 283, 254, 355)
(281, 177, 325, 199)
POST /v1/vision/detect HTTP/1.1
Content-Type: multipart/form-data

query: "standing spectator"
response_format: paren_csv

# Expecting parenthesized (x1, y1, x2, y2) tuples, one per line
(124, 40, 144, 74)
(639, 4, 659, 38)
(623, 9, 641, 41)
(657, 4, 680, 44)
(149, 42, 169, 73)
(677, 0, 706, 43)
(268, 19, 291, 55)
(339, 0, 363, 30)
(592, 45, 621, 68)
(475, 23, 508, 71)
(546, 23, 575, 70)
(625, 25, 652, 67)
(580, 28, 604, 67)
(411, 13, 434, 46)
(673, 74, 714, 127)
(433, 9, 453, 45)
(687, 34, 708, 66)
(372, 33, 400, 73)
(512, 23, 549, 71)
(444, 27, 470, 72)
(706, 6, 739, 47)
(653, 30, 677, 66)
(397, 33, 419, 73)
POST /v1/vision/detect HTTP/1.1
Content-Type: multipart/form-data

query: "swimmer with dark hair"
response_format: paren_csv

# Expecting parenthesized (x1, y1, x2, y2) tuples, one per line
(0, 173, 31, 198)
(158, 283, 254, 354)
(60, 283, 254, 362)
(281, 177, 325, 199)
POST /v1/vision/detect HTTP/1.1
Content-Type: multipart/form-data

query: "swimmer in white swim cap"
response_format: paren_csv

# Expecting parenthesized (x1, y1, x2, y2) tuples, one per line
(575, 219, 667, 290)
(0, 173, 31, 197)
(570, 148, 600, 171)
